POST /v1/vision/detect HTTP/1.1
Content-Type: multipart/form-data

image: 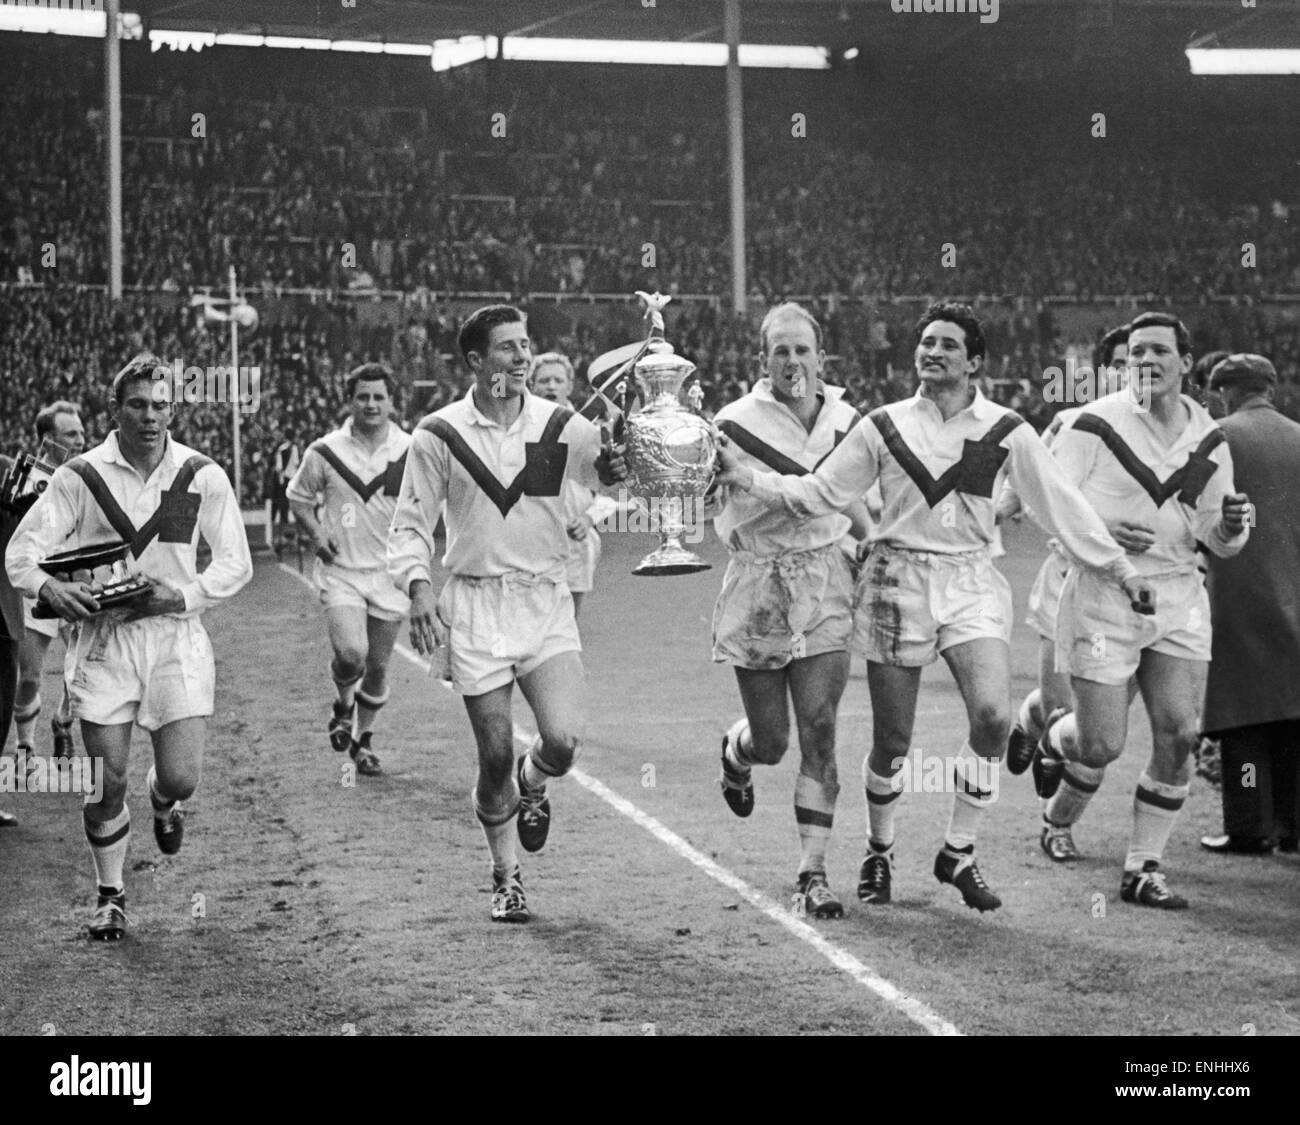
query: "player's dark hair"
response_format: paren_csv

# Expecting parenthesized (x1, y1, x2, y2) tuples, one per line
(1093, 324, 1130, 371)
(1190, 350, 1231, 391)
(458, 305, 526, 366)
(1128, 311, 1192, 357)
(345, 362, 395, 400)
(913, 301, 986, 361)
(111, 353, 169, 405)
(35, 400, 81, 438)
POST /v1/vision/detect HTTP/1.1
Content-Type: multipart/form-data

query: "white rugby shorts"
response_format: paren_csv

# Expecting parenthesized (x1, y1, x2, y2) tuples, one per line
(316, 560, 410, 623)
(1056, 566, 1210, 686)
(65, 614, 215, 731)
(853, 544, 1012, 667)
(711, 542, 854, 670)
(437, 571, 581, 696)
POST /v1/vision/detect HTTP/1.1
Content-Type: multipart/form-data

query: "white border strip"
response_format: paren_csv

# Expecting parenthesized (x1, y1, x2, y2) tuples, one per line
(277, 561, 961, 1035)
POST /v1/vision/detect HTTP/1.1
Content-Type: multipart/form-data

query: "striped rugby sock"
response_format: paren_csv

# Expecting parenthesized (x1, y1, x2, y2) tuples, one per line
(1017, 689, 1045, 740)
(794, 773, 838, 875)
(473, 787, 520, 877)
(1045, 762, 1105, 827)
(945, 741, 998, 851)
(864, 758, 901, 852)
(1126, 771, 1189, 873)
(84, 803, 130, 894)
(355, 687, 388, 737)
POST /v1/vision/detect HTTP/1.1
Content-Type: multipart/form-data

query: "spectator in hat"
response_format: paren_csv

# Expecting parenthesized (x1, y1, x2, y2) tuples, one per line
(1201, 354, 1300, 854)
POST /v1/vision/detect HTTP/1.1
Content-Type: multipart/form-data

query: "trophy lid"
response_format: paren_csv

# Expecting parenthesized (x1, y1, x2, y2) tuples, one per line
(39, 540, 133, 576)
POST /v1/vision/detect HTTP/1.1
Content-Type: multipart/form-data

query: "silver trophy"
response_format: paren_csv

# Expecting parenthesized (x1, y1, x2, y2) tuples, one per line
(616, 292, 717, 576)
(32, 540, 151, 619)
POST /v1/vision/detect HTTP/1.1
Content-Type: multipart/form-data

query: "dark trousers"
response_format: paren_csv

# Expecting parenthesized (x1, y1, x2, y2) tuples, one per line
(1218, 720, 1300, 840)
(0, 635, 16, 748)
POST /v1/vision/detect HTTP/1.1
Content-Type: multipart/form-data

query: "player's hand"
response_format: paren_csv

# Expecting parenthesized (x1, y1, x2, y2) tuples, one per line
(713, 433, 754, 492)
(1220, 493, 1253, 535)
(1108, 519, 1156, 554)
(407, 580, 447, 657)
(566, 514, 592, 542)
(125, 577, 186, 620)
(595, 444, 628, 486)
(314, 537, 340, 565)
(1121, 575, 1157, 616)
(37, 577, 99, 621)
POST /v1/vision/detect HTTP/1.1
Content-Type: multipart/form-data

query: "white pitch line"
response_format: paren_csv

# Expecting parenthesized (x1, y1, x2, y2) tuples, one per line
(275, 560, 961, 1036)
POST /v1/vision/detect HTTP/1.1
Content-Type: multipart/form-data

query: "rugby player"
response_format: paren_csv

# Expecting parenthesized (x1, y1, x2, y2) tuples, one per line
(388, 305, 621, 923)
(715, 301, 1153, 913)
(528, 352, 617, 619)
(1001, 326, 1132, 862)
(709, 302, 871, 918)
(1032, 312, 1251, 908)
(5, 355, 253, 940)
(12, 401, 85, 761)
(288, 364, 412, 776)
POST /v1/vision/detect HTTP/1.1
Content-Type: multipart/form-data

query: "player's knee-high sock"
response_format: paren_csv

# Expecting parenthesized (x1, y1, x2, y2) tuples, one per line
(1017, 689, 1045, 741)
(864, 758, 901, 852)
(14, 694, 40, 748)
(794, 773, 838, 875)
(1047, 711, 1079, 762)
(521, 735, 574, 792)
(473, 786, 520, 877)
(83, 803, 130, 894)
(331, 663, 361, 711)
(1045, 762, 1105, 827)
(146, 765, 178, 819)
(722, 718, 754, 778)
(1125, 771, 1189, 873)
(944, 741, 999, 851)
(354, 688, 388, 738)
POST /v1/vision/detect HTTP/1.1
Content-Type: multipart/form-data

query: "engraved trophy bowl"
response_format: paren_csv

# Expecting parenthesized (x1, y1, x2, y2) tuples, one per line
(33, 540, 152, 619)
(622, 295, 717, 576)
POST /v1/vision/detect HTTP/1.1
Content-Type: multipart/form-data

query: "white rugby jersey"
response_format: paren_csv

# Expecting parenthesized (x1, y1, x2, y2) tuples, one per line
(5, 431, 252, 616)
(711, 379, 861, 555)
(1051, 390, 1247, 576)
(286, 418, 412, 572)
(747, 387, 1139, 583)
(387, 388, 605, 587)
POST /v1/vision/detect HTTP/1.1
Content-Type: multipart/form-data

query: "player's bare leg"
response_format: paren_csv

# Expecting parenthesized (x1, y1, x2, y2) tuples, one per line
(14, 627, 51, 758)
(351, 614, 401, 775)
(325, 604, 367, 756)
(788, 651, 850, 917)
(934, 638, 1009, 911)
(860, 661, 923, 904)
(147, 716, 204, 856)
(722, 666, 791, 817)
(1009, 638, 1072, 775)
(516, 650, 585, 853)
(463, 682, 528, 922)
(1119, 651, 1205, 909)
(79, 720, 135, 940)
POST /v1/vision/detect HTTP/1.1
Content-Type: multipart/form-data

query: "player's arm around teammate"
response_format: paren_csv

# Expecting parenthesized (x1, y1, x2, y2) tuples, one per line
(710, 303, 869, 918)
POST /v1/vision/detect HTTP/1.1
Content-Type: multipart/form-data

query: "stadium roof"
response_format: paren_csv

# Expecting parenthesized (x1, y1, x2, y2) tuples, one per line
(125, 0, 1280, 57)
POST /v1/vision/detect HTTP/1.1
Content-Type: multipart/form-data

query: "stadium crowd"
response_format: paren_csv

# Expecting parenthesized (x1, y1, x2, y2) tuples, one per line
(3, 34, 1300, 502)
